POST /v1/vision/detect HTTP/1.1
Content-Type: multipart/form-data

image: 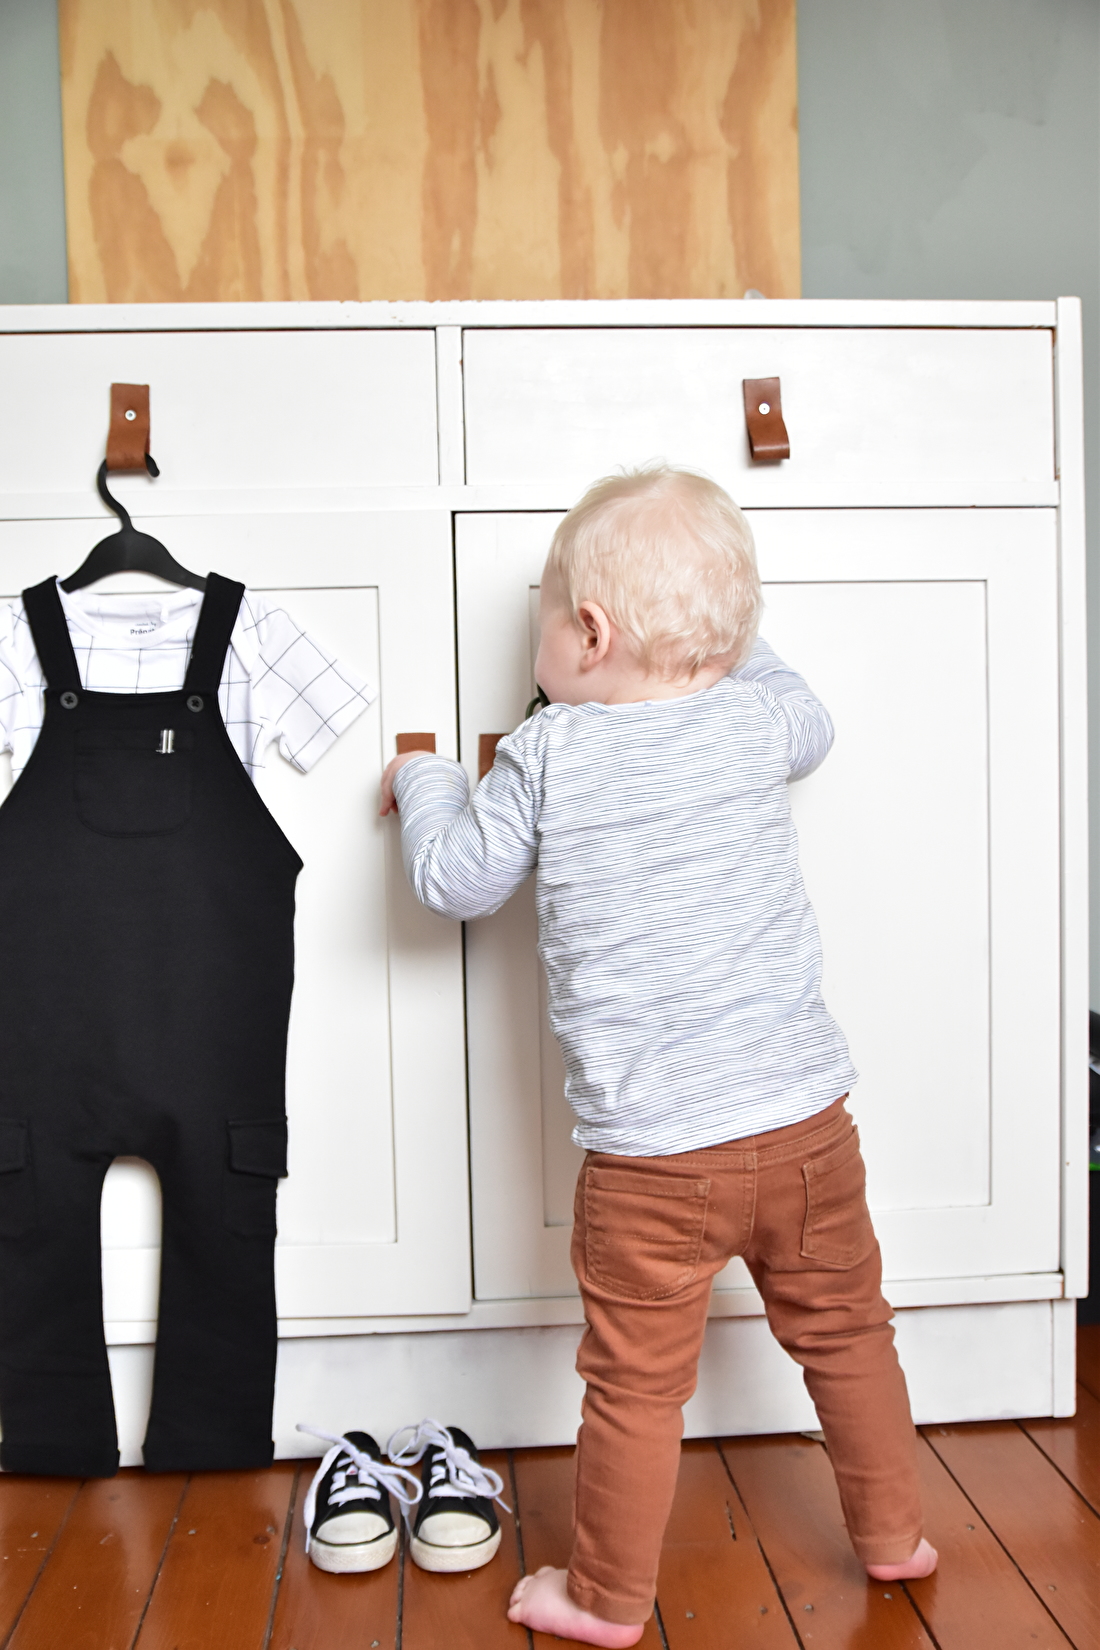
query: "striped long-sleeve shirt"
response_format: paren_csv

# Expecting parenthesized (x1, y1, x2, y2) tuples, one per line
(393, 638, 857, 1155)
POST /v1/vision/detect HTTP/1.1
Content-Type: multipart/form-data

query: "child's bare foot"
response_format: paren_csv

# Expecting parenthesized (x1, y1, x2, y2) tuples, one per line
(866, 1537, 938, 1581)
(508, 1567, 644, 1647)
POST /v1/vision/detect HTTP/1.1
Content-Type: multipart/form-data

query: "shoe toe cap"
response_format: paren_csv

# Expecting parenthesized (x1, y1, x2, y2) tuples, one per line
(315, 1510, 391, 1546)
(417, 1509, 494, 1548)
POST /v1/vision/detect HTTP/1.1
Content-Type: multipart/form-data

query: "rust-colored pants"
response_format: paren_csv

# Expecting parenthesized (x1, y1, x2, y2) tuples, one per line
(567, 1097, 922, 1625)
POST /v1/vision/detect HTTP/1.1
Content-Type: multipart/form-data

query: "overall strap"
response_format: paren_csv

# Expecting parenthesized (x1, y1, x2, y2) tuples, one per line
(22, 579, 81, 693)
(183, 574, 245, 696)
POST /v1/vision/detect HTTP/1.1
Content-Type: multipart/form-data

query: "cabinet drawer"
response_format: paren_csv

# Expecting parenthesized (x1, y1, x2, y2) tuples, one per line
(0, 329, 440, 499)
(463, 327, 1056, 506)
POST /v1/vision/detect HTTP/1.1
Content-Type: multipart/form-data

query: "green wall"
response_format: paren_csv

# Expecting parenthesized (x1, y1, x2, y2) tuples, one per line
(0, 0, 66, 303)
(799, 0, 1100, 997)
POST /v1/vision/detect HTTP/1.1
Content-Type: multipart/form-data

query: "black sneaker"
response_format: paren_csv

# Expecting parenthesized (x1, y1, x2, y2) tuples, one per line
(296, 1425, 422, 1573)
(387, 1419, 507, 1572)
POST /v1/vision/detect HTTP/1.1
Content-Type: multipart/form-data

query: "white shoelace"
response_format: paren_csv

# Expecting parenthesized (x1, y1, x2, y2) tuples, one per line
(386, 1418, 511, 1513)
(297, 1424, 423, 1554)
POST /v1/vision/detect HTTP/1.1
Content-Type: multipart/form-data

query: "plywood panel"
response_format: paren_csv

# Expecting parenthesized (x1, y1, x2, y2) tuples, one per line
(58, 0, 800, 303)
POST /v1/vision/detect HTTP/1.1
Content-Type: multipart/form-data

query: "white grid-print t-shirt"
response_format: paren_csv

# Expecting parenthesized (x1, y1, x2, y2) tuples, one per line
(0, 583, 376, 781)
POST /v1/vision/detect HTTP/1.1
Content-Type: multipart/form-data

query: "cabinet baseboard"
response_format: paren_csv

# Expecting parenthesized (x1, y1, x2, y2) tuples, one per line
(99, 1298, 1069, 1466)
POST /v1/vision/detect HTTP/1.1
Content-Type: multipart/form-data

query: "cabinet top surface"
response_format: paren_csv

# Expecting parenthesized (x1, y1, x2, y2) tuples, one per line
(0, 298, 1063, 333)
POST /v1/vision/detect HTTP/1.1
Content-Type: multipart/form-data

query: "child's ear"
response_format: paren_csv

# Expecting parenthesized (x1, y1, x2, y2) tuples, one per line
(577, 601, 612, 667)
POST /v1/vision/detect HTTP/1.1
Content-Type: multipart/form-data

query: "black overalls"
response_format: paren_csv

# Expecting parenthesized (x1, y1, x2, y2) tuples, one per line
(0, 574, 301, 1476)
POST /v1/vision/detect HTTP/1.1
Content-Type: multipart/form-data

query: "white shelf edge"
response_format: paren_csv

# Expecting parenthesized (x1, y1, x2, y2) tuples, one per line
(1054, 297, 1091, 1300)
(0, 299, 1059, 333)
(0, 485, 1062, 524)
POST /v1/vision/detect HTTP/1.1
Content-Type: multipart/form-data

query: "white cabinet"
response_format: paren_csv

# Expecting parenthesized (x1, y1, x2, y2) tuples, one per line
(457, 508, 1063, 1302)
(0, 297, 1085, 1450)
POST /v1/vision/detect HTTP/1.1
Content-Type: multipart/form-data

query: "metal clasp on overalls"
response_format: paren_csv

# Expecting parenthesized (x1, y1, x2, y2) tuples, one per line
(157, 729, 175, 756)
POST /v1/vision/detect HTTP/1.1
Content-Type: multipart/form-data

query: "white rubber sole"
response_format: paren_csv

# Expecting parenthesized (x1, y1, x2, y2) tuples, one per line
(410, 1526, 502, 1573)
(309, 1527, 398, 1573)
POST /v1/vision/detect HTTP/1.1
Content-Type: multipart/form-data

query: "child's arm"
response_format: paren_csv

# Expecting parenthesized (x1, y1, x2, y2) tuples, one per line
(733, 637, 835, 779)
(382, 740, 539, 920)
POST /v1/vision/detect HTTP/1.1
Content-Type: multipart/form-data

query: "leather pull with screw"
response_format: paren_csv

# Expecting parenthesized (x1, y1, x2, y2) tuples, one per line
(106, 383, 152, 473)
(743, 377, 790, 462)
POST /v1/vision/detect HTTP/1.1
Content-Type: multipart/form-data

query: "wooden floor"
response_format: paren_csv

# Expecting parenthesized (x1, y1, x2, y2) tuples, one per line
(0, 1331, 1097, 1649)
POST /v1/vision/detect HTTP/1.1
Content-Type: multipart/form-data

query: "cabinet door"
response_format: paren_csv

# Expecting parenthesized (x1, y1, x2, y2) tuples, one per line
(458, 510, 1061, 1301)
(0, 511, 469, 1332)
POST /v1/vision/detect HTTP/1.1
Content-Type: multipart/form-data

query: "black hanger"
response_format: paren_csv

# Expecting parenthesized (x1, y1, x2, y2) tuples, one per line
(60, 459, 207, 594)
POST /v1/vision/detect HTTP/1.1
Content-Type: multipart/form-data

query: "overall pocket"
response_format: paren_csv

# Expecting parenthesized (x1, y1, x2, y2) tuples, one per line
(0, 1119, 35, 1238)
(75, 728, 194, 836)
(583, 1163, 710, 1300)
(801, 1126, 877, 1268)
(224, 1117, 288, 1239)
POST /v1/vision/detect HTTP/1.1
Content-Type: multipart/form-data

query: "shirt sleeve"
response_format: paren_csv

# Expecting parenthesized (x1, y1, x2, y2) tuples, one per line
(734, 636, 835, 780)
(0, 602, 35, 759)
(393, 738, 540, 920)
(237, 592, 377, 773)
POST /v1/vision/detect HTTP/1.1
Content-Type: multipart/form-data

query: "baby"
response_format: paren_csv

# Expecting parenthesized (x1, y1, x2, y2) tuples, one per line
(380, 464, 935, 1647)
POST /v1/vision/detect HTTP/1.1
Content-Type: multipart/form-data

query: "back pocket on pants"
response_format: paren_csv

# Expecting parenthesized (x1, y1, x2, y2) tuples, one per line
(582, 1163, 710, 1300)
(801, 1128, 876, 1269)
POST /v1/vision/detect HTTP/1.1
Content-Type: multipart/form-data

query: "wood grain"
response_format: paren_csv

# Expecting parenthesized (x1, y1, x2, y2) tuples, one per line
(903, 1434, 1067, 1650)
(0, 1476, 82, 1643)
(656, 1440, 796, 1648)
(924, 1421, 1100, 1650)
(58, 0, 800, 303)
(400, 1450, 523, 1650)
(1022, 1384, 1100, 1519)
(267, 1463, 399, 1650)
(510, 1444, 662, 1648)
(1079, 1324, 1100, 1402)
(719, 1435, 935, 1649)
(133, 1463, 296, 1650)
(7, 1470, 185, 1650)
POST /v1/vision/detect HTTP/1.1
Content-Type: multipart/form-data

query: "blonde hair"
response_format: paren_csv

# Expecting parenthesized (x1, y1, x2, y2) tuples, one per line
(544, 464, 762, 678)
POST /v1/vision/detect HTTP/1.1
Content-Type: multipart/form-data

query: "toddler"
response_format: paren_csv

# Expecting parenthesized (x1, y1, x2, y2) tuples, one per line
(380, 465, 935, 1647)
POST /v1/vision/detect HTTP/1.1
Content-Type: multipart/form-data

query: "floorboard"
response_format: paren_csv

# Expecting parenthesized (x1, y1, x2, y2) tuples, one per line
(1077, 1325, 1100, 1403)
(400, 1450, 525, 1650)
(0, 1476, 82, 1644)
(719, 1435, 935, 1649)
(133, 1463, 295, 1650)
(903, 1434, 1069, 1649)
(266, 1464, 399, 1650)
(510, 1445, 662, 1649)
(6, 1470, 185, 1650)
(655, 1440, 796, 1649)
(924, 1422, 1100, 1650)
(1021, 1384, 1100, 1519)
(4, 1356, 1100, 1650)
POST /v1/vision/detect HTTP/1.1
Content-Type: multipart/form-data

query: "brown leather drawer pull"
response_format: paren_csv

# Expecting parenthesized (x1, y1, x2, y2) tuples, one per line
(106, 383, 155, 473)
(743, 376, 790, 462)
(396, 732, 436, 755)
(479, 734, 504, 780)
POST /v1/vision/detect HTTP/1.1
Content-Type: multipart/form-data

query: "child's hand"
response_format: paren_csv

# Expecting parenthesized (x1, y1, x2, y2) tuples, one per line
(379, 751, 430, 816)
